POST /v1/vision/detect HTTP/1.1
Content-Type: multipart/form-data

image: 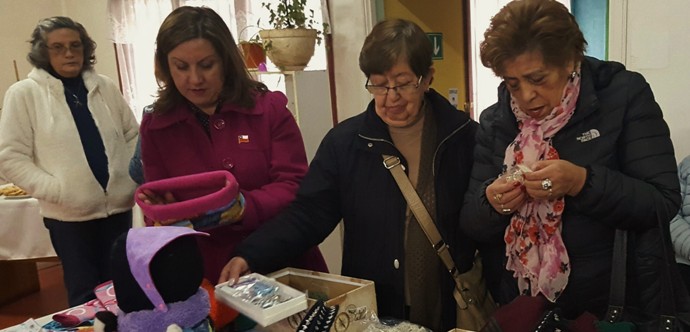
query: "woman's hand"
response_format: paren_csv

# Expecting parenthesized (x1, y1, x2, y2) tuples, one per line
(218, 257, 251, 285)
(523, 160, 587, 200)
(137, 188, 176, 205)
(486, 175, 527, 215)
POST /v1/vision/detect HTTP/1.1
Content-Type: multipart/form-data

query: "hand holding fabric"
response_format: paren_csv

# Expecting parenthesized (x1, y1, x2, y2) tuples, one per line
(523, 160, 587, 200)
(486, 174, 527, 215)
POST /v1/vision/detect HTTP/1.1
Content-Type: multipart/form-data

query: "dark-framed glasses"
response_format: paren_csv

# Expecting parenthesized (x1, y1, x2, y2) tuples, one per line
(46, 42, 84, 55)
(365, 75, 423, 96)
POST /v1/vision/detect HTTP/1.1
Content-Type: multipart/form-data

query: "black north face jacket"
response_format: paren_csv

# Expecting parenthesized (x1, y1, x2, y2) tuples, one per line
(461, 56, 681, 321)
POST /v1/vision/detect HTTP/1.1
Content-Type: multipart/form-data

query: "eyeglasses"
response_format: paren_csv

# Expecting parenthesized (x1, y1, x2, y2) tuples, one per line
(365, 75, 423, 96)
(46, 43, 84, 55)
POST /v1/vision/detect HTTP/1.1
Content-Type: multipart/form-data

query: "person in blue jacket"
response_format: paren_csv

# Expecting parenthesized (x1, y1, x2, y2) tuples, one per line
(671, 155, 690, 291)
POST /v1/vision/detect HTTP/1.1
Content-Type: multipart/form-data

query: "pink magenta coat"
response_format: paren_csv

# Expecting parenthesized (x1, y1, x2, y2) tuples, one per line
(139, 91, 327, 283)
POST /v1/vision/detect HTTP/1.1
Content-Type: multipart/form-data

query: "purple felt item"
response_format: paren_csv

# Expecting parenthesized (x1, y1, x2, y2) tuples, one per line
(117, 287, 211, 331)
(135, 170, 239, 223)
(125, 227, 209, 312)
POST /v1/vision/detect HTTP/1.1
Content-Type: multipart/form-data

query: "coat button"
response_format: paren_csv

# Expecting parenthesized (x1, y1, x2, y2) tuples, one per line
(393, 259, 400, 269)
(222, 158, 234, 170)
(213, 119, 226, 130)
(367, 143, 373, 148)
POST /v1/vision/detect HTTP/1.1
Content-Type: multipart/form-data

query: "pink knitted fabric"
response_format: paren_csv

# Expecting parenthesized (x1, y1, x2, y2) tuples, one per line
(135, 170, 239, 224)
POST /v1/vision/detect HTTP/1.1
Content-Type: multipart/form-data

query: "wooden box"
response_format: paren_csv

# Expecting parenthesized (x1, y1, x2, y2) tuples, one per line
(260, 267, 377, 332)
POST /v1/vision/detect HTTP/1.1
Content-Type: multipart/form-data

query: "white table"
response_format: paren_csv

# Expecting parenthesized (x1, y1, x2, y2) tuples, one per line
(0, 191, 145, 259)
(0, 196, 56, 260)
(0, 316, 50, 332)
(0, 185, 144, 309)
(0, 191, 58, 307)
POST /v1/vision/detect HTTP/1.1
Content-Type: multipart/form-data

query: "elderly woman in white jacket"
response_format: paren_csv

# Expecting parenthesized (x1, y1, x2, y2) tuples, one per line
(0, 17, 138, 306)
(671, 154, 690, 291)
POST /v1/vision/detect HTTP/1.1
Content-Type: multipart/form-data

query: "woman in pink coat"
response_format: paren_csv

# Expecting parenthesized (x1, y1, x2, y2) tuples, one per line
(137, 6, 327, 284)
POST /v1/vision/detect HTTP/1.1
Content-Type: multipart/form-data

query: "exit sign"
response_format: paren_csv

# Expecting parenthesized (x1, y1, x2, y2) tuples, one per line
(427, 33, 443, 60)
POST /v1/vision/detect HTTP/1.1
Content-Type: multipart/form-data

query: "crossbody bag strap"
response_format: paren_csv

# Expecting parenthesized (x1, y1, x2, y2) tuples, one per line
(382, 154, 470, 309)
(654, 204, 682, 330)
(605, 229, 627, 322)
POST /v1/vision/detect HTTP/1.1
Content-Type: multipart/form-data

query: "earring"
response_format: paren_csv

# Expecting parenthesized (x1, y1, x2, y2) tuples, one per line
(569, 71, 577, 81)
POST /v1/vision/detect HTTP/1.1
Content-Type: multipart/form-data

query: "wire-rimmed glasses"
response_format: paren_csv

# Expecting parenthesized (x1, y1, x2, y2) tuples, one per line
(365, 75, 423, 96)
(46, 42, 84, 55)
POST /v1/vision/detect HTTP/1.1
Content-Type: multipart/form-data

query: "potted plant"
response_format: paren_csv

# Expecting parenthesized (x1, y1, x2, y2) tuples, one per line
(238, 34, 266, 70)
(258, 0, 328, 71)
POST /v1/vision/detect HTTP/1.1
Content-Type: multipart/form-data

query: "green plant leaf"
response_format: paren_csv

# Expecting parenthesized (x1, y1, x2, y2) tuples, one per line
(261, 0, 324, 34)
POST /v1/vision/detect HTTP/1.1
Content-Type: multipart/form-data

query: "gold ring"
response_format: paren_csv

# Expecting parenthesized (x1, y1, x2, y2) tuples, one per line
(494, 193, 503, 203)
(548, 188, 553, 197)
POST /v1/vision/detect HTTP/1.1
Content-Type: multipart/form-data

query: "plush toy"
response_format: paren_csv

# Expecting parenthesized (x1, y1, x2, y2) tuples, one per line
(133, 170, 242, 328)
(96, 226, 213, 331)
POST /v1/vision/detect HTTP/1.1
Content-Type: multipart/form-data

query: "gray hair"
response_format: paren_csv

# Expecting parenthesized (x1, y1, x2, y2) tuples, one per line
(27, 16, 97, 73)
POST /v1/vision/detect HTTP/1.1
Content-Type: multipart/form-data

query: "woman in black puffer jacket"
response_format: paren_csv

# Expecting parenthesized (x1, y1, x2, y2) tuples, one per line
(461, 0, 681, 328)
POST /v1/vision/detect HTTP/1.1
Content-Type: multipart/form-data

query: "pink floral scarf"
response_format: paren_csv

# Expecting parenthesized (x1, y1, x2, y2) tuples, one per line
(503, 64, 581, 302)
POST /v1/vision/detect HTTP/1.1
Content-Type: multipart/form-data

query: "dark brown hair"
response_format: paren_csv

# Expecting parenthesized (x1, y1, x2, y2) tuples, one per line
(359, 18, 433, 78)
(480, 0, 587, 76)
(27, 16, 97, 73)
(153, 6, 266, 114)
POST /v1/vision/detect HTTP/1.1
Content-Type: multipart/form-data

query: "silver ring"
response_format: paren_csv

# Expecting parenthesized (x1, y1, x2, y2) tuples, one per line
(541, 178, 553, 191)
(502, 208, 511, 214)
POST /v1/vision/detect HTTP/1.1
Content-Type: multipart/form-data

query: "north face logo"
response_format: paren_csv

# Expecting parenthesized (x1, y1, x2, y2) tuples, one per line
(576, 129, 600, 142)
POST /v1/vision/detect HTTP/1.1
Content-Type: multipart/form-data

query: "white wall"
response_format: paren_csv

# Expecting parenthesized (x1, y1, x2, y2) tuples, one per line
(329, 0, 376, 122)
(0, 0, 372, 123)
(0, 1, 60, 101)
(63, 0, 119, 85)
(469, 0, 570, 120)
(0, 0, 118, 102)
(609, 0, 690, 162)
(0, 0, 371, 122)
(468, 0, 511, 120)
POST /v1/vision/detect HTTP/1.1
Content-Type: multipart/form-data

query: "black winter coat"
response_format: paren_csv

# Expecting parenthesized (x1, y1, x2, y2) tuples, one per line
(236, 89, 478, 330)
(461, 56, 681, 319)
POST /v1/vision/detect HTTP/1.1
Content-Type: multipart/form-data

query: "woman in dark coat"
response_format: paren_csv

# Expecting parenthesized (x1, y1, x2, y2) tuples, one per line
(220, 18, 479, 331)
(460, 0, 680, 325)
